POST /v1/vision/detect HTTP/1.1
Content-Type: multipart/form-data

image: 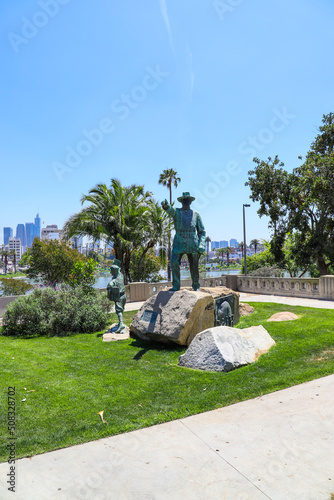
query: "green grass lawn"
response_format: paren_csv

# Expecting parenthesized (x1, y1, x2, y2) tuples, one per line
(1, 303, 334, 463)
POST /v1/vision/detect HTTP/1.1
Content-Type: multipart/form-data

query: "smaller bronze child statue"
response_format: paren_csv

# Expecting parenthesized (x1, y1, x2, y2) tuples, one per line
(107, 259, 126, 332)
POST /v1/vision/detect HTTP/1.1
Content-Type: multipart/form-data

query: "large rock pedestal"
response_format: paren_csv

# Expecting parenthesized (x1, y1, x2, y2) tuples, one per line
(130, 290, 215, 346)
(178, 325, 276, 372)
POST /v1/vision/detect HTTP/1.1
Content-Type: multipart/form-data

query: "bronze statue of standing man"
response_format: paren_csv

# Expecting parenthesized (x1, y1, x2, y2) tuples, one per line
(162, 192, 206, 291)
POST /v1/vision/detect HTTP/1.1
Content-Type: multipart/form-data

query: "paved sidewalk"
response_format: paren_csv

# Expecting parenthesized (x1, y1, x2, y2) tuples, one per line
(125, 292, 334, 312)
(239, 292, 334, 309)
(1, 375, 333, 500)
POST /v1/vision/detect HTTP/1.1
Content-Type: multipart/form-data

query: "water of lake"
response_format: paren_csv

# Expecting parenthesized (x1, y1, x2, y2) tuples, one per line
(95, 269, 240, 289)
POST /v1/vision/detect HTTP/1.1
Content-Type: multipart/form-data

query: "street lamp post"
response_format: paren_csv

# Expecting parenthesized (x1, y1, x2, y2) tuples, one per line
(243, 204, 250, 276)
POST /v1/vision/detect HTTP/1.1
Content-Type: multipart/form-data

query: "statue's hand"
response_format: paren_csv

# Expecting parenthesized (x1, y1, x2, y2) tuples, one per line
(161, 199, 169, 210)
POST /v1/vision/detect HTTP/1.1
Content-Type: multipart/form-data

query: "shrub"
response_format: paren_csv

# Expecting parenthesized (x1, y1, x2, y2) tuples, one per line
(0, 278, 33, 297)
(249, 266, 284, 277)
(2, 287, 111, 337)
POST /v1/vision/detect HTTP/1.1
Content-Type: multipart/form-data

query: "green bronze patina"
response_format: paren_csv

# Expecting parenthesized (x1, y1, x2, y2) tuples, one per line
(162, 192, 206, 291)
(107, 258, 126, 332)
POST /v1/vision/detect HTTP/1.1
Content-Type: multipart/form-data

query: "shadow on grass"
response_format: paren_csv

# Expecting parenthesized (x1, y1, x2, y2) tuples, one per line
(1, 329, 107, 340)
(130, 337, 185, 360)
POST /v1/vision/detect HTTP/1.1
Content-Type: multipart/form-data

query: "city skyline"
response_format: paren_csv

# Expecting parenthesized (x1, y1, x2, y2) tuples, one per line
(2, 214, 249, 251)
(1, 2, 333, 245)
(2, 213, 41, 248)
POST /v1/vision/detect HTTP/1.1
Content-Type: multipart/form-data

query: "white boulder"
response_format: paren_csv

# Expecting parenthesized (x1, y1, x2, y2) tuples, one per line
(178, 325, 275, 372)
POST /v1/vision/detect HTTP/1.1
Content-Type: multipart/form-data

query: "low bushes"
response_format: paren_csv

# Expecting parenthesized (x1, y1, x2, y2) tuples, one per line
(2, 286, 111, 337)
(0, 277, 33, 297)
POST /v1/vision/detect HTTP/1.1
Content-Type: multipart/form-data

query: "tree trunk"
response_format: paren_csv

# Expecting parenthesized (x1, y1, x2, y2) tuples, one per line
(137, 243, 153, 282)
(317, 255, 328, 275)
(124, 252, 131, 284)
(167, 184, 172, 282)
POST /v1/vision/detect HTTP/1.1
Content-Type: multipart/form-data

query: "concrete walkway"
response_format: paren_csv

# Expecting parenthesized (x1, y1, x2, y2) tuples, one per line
(239, 292, 334, 309)
(125, 292, 334, 312)
(0, 375, 333, 500)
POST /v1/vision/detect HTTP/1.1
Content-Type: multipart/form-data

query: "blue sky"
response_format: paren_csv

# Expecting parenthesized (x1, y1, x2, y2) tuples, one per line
(1, 0, 333, 245)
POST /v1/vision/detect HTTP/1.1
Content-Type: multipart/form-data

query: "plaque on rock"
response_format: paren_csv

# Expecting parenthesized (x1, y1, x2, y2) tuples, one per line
(215, 294, 234, 327)
(141, 310, 158, 324)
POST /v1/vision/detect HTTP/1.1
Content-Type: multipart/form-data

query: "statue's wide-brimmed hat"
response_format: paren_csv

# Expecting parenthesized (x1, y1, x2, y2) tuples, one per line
(177, 192, 195, 203)
(110, 258, 122, 268)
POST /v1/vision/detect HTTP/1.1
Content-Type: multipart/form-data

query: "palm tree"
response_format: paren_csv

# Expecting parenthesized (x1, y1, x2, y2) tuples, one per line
(215, 247, 224, 265)
(205, 236, 211, 264)
(158, 169, 181, 281)
(11, 249, 17, 273)
(63, 179, 169, 284)
(238, 241, 244, 255)
(1, 250, 11, 275)
(225, 246, 232, 267)
(136, 201, 172, 281)
(250, 239, 260, 254)
(158, 168, 181, 205)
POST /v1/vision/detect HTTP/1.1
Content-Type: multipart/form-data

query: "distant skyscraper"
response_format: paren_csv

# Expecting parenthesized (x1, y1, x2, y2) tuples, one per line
(230, 238, 238, 248)
(25, 223, 35, 247)
(220, 240, 228, 248)
(16, 224, 26, 247)
(4, 227, 13, 246)
(211, 241, 220, 251)
(34, 213, 41, 239)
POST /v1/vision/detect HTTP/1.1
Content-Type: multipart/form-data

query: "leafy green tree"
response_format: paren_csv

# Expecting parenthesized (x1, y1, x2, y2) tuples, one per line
(19, 251, 32, 267)
(246, 112, 334, 275)
(26, 239, 85, 286)
(67, 259, 98, 292)
(87, 250, 100, 262)
(158, 168, 181, 281)
(130, 248, 164, 282)
(241, 243, 276, 274)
